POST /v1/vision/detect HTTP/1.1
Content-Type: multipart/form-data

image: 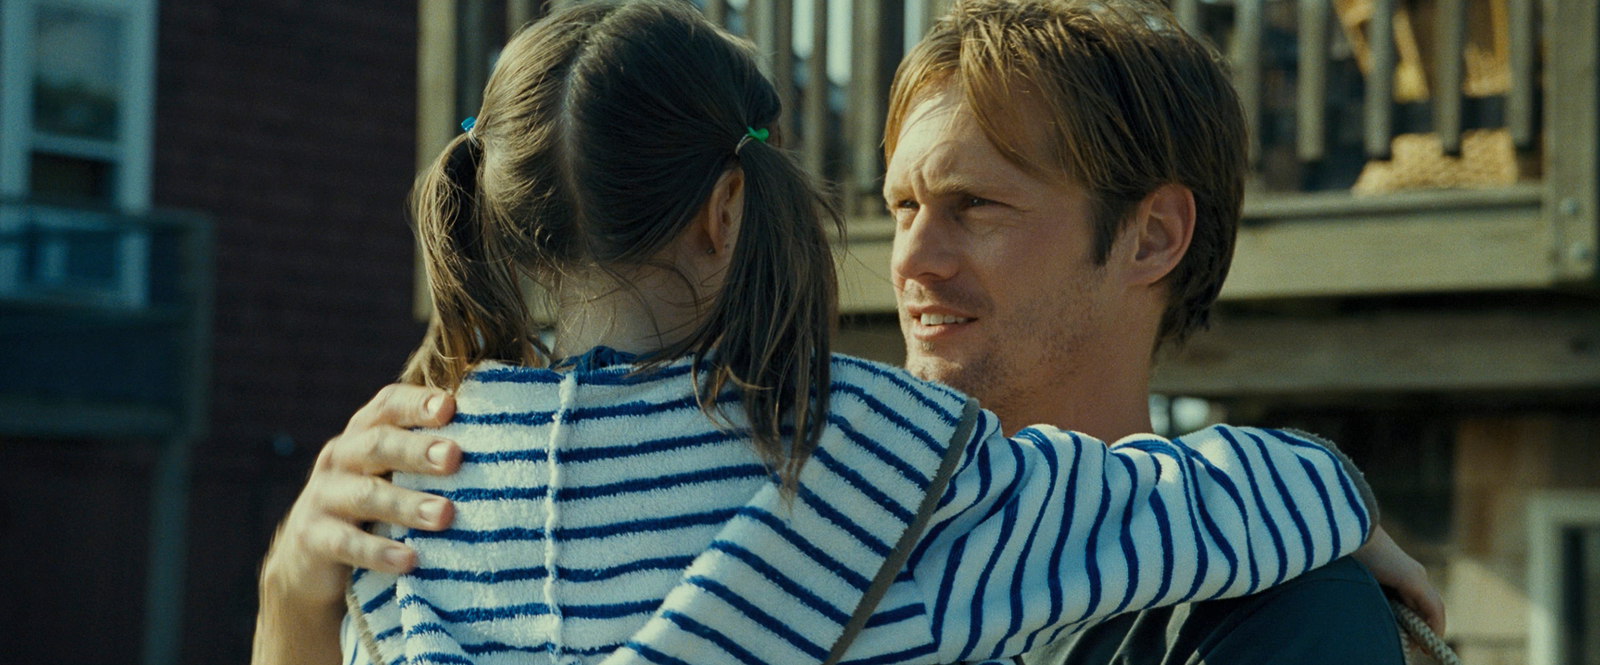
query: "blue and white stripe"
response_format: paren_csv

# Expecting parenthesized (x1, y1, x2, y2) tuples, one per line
(346, 353, 1373, 665)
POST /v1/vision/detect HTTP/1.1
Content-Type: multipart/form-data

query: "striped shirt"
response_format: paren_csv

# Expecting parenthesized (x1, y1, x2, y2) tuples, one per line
(345, 352, 1374, 665)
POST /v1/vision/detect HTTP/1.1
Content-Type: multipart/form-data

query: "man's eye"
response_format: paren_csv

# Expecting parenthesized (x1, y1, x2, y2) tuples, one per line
(888, 199, 919, 215)
(965, 196, 992, 208)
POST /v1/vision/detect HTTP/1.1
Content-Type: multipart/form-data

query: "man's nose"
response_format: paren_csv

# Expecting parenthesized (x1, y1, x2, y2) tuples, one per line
(891, 208, 961, 284)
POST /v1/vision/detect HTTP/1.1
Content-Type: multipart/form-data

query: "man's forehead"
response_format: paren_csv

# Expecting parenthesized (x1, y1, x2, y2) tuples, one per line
(885, 97, 1019, 195)
(889, 83, 1065, 185)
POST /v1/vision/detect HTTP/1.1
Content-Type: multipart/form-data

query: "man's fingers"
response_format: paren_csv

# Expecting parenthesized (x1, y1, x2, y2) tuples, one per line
(321, 474, 454, 531)
(310, 519, 418, 574)
(329, 426, 460, 477)
(347, 384, 455, 431)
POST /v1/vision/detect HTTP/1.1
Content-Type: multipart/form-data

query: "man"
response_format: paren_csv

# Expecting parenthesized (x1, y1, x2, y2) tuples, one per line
(254, 1, 1441, 663)
(878, 2, 1436, 662)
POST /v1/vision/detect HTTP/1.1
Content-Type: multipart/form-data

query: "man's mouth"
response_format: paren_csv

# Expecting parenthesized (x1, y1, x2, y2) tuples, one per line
(918, 313, 972, 326)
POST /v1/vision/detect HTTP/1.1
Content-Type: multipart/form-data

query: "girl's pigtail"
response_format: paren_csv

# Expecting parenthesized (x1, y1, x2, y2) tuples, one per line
(694, 135, 842, 493)
(402, 131, 539, 389)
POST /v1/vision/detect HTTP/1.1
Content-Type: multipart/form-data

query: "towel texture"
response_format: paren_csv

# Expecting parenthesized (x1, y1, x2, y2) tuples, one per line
(346, 353, 1373, 665)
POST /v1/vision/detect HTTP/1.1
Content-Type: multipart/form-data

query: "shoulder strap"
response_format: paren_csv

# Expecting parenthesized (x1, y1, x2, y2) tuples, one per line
(821, 397, 982, 665)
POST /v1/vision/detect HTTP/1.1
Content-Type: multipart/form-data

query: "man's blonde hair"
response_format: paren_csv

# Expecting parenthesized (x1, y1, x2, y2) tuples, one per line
(886, 0, 1247, 347)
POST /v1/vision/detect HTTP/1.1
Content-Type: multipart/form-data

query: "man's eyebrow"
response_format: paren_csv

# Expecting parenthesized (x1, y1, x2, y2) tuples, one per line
(920, 173, 1018, 199)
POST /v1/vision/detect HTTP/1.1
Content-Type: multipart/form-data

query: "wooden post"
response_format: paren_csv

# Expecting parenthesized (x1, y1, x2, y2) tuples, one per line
(1544, 0, 1599, 281)
(456, 0, 491, 119)
(849, 0, 903, 215)
(1506, 0, 1534, 149)
(1297, 0, 1328, 162)
(1174, 0, 1202, 35)
(803, 0, 829, 178)
(705, 0, 728, 28)
(773, 0, 796, 143)
(1365, 0, 1395, 159)
(507, 0, 538, 37)
(415, 0, 458, 319)
(1435, 0, 1465, 155)
(1234, 0, 1263, 167)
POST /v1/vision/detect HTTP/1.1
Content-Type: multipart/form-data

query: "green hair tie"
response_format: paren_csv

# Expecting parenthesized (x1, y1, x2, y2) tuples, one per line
(736, 126, 769, 153)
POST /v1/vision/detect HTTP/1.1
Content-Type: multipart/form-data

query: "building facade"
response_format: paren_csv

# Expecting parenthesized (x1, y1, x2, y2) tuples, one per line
(1, 1, 424, 663)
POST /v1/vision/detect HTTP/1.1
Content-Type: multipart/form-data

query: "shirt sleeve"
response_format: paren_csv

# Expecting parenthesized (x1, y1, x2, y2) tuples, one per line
(901, 412, 1377, 664)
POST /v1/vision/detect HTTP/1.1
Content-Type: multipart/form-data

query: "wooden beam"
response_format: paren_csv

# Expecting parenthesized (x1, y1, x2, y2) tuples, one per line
(1224, 186, 1554, 298)
(1153, 308, 1600, 396)
(837, 218, 897, 314)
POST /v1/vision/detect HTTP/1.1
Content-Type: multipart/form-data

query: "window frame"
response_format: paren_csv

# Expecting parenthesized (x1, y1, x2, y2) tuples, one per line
(1527, 490, 1600, 665)
(0, 0, 158, 212)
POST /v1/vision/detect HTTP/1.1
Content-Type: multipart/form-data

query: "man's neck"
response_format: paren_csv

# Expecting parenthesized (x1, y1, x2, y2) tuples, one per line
(991, 364, 1155, 442)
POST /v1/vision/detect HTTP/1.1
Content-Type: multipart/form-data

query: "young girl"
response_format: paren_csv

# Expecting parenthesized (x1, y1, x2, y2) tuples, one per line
(345, 3, 1378, 664)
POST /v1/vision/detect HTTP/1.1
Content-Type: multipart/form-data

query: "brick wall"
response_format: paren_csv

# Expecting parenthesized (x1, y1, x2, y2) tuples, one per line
(152, 1, 422, 661)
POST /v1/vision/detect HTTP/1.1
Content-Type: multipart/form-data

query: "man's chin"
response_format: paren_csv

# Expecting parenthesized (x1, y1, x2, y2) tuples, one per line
(905, 352, 986, 396)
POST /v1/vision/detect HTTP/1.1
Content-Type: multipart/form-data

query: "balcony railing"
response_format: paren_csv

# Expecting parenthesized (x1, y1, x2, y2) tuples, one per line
(450, 0, 1596, 311)
(0, 199, 211, 441)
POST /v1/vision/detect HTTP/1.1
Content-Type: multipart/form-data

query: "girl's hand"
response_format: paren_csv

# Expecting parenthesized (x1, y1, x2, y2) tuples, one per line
(1354, 525, 1446, 635)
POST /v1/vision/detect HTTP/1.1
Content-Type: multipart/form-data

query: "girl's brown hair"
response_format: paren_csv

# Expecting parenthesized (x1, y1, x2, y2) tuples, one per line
(401, 0, 842, 489)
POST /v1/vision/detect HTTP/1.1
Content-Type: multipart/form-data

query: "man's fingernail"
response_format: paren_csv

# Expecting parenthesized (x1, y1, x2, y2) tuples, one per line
(427, 442, 451, 468)
(418, 499, 446, 525)
(425, 395, 445, 416)
(383, 547, 411, 570)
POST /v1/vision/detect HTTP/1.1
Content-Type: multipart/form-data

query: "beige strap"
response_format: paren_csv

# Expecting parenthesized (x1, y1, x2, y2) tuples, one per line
(1391, 599, 1461, 665)
(821, 398, 982, 665)
(347, 582, 388, 665)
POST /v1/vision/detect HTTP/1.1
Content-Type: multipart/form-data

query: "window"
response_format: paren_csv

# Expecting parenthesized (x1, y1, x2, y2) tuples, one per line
(0, 0, 158, 308)
(1528, 491, 1600, 665)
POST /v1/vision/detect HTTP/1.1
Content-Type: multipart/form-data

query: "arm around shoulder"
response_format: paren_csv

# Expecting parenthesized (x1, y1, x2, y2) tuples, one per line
(901, 421, 1379, 662)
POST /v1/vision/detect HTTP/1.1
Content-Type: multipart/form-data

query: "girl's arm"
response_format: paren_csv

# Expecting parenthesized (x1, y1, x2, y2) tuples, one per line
(903, 415, 1377, 664)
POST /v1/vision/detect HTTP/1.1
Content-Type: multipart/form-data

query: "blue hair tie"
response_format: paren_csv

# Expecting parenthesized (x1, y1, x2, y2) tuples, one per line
(461, 116, 476, 132)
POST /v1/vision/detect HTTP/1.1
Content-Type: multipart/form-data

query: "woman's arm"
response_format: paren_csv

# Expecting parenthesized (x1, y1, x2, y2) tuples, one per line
(251, 385, 460, 665)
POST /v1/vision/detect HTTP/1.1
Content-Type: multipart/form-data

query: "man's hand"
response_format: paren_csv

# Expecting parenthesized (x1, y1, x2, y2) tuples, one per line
(253, 384, 460, 665)
(1354, 525, 1446, 636)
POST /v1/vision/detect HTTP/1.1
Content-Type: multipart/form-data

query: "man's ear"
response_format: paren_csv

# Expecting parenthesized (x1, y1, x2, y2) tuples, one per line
(700, 167, 745, 257)
(1122, 183, 1195, 287)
